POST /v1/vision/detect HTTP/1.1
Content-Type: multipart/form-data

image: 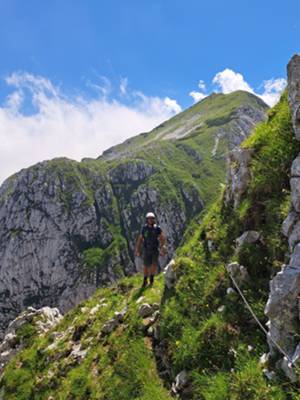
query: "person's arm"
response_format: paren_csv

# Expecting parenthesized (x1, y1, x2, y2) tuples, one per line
(159, 232, 167, 255)
(135, 234, 143, 257)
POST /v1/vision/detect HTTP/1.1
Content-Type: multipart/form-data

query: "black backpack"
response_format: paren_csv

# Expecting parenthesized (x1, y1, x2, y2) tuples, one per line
(141, 224, 162, 253)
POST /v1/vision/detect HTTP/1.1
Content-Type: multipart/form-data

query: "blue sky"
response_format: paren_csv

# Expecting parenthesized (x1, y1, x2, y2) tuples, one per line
(0, 0, 299, 182)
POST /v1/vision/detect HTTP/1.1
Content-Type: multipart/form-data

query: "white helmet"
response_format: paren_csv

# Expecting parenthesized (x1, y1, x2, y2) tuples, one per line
(146, 212, 155, 219)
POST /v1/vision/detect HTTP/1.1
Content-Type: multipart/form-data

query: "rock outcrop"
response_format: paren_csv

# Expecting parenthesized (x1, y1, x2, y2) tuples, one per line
(288, 54, 300, 139)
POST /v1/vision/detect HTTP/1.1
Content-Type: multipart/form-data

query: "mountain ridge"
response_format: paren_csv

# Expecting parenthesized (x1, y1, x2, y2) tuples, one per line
(0, 90, 267, 338)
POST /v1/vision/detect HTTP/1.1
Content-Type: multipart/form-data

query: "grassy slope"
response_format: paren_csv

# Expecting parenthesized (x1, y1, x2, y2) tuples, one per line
(97, 91, 267, 207)
(0, 274, 171, 400)
(100, 91, 267, 159)
(159, 91, 300, 399)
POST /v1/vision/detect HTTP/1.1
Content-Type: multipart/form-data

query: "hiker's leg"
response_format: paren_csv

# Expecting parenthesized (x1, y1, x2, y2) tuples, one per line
(142, 253, 152, 286)
(150, 263, 157, 276)
(149, 262, 157, 285)
(142, 267, 148, 287)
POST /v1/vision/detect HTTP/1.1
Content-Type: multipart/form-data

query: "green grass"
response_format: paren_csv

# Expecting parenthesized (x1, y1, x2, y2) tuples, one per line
(158, 92, 300, 398)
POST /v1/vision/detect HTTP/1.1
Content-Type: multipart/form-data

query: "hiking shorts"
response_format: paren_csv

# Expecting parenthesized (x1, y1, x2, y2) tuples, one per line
(143, 251, 159, 268)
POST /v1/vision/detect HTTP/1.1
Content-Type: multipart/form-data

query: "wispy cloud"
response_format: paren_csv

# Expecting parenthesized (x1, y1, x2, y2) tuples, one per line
(119, 77, 128, 96)
(189, 80, 207, 103)
(0, 72, 181, 184)
(189, 69, 286, 106)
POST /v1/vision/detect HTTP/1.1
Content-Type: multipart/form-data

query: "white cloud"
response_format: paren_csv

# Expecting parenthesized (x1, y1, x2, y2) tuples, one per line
(198, 80, 206, 91)
(0, 72, 181, 184)
(211, 68, 286, 106)
(212, 68, 253, 94)
(259, 78, 287, 106)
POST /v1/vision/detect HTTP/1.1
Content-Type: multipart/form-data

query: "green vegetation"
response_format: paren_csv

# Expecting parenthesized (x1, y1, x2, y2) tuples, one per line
(0, 275, 171, 400)
(158, 92, 300, 398)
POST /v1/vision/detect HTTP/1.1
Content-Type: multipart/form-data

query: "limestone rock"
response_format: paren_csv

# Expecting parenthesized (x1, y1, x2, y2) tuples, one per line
(69, 343, 88, 363)
(138, 304, 155, 318)
(171, 370, 189, 395)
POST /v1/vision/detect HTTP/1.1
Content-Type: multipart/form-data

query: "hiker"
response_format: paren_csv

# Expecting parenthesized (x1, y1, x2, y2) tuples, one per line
(135, 212, 166, 287)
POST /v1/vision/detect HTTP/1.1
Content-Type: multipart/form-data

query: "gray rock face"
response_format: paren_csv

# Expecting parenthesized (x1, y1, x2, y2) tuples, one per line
(225, 148, 253, 208)
(235, 230, 261, 249)
(228, 104, 267, 150)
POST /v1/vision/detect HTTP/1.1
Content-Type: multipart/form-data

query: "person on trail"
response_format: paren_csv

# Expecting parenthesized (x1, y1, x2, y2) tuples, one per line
(135, 212, 166, 287)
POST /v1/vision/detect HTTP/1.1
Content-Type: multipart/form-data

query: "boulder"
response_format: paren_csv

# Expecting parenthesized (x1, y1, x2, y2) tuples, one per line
(226, 287, 236, 297)
(235, 231, 260, 249)
(100, 307, 127, 336)
(280, 357, 298, 382)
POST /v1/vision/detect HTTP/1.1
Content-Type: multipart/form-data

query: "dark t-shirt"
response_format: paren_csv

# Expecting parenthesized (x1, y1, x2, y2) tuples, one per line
(141, 224, 162, 253)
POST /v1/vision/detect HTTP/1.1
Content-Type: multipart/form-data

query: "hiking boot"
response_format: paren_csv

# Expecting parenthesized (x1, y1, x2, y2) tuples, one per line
(149, 275, 154, 286)
(142, 277, 148, 287)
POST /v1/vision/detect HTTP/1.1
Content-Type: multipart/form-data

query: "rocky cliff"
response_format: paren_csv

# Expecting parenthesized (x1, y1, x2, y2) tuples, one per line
(0, 91, 267, 337)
